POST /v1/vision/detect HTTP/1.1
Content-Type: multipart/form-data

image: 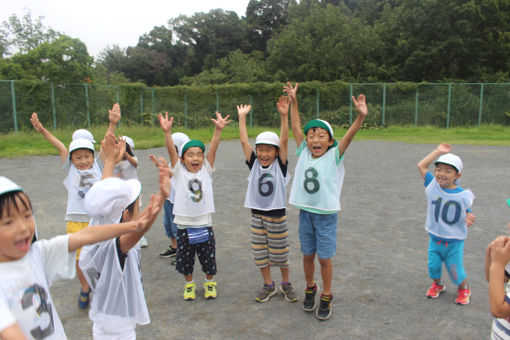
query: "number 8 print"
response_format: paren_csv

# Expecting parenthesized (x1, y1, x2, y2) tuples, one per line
(303, 167, 320, 194)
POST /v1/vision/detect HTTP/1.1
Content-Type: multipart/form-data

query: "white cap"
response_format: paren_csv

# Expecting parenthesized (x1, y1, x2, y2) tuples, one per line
(0, 176, 23, 196)
(72, 129, 96, 143)
(435, 153, 463, 173)
(85, 177, 141, 222)
(172, 132, 191, 156)
(69, 138, 95, 154)
(120, 136, 134, 150)
(255, 131, 280, 148)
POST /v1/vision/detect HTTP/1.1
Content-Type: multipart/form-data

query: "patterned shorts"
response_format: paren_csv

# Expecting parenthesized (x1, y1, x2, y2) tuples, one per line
(175, 227, 217, 276)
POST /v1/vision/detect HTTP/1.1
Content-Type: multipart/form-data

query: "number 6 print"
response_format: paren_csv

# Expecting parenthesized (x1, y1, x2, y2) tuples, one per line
(258, 173, 274, 197)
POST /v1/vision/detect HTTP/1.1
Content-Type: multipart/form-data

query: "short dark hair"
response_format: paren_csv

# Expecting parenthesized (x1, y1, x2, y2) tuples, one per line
(0, 191, 32, 219)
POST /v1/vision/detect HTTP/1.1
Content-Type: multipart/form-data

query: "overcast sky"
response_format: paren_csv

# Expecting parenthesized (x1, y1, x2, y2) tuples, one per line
(0, 0, 251, 58)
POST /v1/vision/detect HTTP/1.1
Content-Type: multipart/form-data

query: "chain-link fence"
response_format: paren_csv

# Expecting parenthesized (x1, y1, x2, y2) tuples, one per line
(1, 80, 509, 132)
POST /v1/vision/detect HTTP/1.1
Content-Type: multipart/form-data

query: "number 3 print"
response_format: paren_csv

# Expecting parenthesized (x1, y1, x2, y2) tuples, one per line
(22, 284, 54, 339)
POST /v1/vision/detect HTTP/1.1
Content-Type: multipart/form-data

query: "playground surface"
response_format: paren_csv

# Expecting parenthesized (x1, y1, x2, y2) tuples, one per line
(2, 139, 508, 339)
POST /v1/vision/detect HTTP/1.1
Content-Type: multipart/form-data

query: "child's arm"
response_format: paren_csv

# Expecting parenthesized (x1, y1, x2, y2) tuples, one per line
(101, 132, 125, 179)
(417, 143, 451, 179)
(124, 152, 138, 168)
(237, 104, 253, 162)
(0, 323, 30, 340)
(284, 82, 304, 147)
(276, 96, 290, 164)
(466, 212, 476, 227)
(488, 236, 510, 317)
(30, 112, 68, 162)
(206, 112, 232, 167)
(99, 103, 122, 161)
(158, 112, 179, 168)
(118, 158, 169, 253)
(338, 94, 368, 156)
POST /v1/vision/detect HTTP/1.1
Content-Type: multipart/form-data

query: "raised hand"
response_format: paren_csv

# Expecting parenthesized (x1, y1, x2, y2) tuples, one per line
(211, 111, 232, 130)
(237, 104, 251, 118)
(436, 143, 452, 154)
(276, 96, 290, 116)
(109, 103, 121, 125)
(283, 82, 299, 102)
(465, 212, 476, 227)
(158, 112, 174, 132)
(30, 112, 45, 133)
(352, 94, 368, 117)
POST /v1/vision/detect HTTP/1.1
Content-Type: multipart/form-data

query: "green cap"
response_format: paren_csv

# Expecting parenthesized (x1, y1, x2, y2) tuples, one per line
(181, 140, 205, 156)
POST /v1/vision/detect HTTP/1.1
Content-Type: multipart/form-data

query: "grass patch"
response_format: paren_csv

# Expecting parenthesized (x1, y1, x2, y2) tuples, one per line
(1, 124, 509, 158)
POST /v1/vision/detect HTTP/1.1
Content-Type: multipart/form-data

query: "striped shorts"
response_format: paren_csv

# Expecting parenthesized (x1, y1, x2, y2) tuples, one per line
(250, 213, 289, 268)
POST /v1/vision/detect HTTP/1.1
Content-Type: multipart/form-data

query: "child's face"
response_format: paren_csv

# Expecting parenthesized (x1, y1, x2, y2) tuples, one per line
(0, 193, 35, 262)
(306, 127, 334, 158)
(255, 144, 278, 167)
(434, 163, 461, 189)
(181, 147, 204, 173)
(71, 148, 94, 170)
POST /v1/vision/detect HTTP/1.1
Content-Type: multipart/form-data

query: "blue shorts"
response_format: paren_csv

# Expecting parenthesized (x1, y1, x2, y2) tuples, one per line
(163, 200, 178, 239)
(428, 237, 466, 285)
(298, 209, 338, 259)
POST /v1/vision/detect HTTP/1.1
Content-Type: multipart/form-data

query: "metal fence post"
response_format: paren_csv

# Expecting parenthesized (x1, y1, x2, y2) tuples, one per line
(151, 88, 155, 126)
(446, 83, 452, 128)
(140, 90, 144, 124)
(382, 83, 386, 126)
(116, 87, 119, 104)
(10, 80, 18, 132)
(84, 84, 91, 127)
(184, 91, 188, 129)
(50, 82, 57, 129)
(478, 83, 484, 127)
(316, 88, 320, 119)
(249, 95, 253, 129)
(414, 89, 419, 126)
(349, 83, 353, 125)
(216, 88, 220, 112)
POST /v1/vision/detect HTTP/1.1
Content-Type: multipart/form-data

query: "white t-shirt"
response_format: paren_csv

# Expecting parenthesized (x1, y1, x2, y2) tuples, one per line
(0, 235, 76, 339)
(114, 157, 139, 180)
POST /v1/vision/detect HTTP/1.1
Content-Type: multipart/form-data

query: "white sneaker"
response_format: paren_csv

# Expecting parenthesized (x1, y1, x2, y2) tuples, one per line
(140, 236, 149, 248)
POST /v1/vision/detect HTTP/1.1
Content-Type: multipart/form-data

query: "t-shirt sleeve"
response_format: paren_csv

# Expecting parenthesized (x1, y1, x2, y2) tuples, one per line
(334, 146, 344, 165)
(277, 156, 288, 177)
(296, 140, 307, 156)
(36, 235, 76, 285)
(424, 171, 434, 187)
(246, 151, 257, 170)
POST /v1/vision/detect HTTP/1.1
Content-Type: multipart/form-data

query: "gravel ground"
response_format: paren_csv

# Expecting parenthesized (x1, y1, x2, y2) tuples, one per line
(1, 139, 508, 339)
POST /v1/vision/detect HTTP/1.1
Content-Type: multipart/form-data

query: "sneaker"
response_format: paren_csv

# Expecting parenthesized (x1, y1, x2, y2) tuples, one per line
(170, 257, 177, 265)
(159, 245, 177, 258)
(78, 290, 91, 309)
(303, 284, 320, 312)
(183, 282, 196, 301)
(140, 236, 149, 248)
(204, 281, 217, 299)
(316, 294, 333, 320)
(255, 282, 277, 302)
(426, 282, 446, 299)
(455, 287, 471, 305)
(280, 282, 298, 302)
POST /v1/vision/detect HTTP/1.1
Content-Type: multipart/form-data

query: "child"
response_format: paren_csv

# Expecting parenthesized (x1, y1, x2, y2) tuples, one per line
(286, 82, 368, 320)
(485, 211, 510, 338)
(157, 132, 190, 261)
(30, 103, 122, 308)
(79, 132, 168, 339)
(0, 175, 159, 339)
(417, 143, 476, 305)
(158, 111, 230, 300)
(237, 97, 298, 303)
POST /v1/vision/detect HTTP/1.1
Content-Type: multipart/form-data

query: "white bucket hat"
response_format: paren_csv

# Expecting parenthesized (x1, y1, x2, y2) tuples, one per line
(435, 153, 463, 173)
(172, 132, 191, 156)
(120, 136, 135, 150)
(69, 138, 95, 154)
(0, 176, 23, 196)
(255, 131, 280, 148)
(72, 129, 96, 143)
(85, 177, 141, 222)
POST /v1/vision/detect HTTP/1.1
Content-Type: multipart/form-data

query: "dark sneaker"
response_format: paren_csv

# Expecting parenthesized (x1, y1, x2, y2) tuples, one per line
(280, 282, 298, 302)
(159, 245, 177, 258)
(255, 282, 277, 302)
(316, 294, 333, 320)
(303, 284, 320, 312)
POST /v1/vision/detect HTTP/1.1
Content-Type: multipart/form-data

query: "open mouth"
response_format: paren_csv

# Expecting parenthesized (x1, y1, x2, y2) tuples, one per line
(15, 237, 30, 252)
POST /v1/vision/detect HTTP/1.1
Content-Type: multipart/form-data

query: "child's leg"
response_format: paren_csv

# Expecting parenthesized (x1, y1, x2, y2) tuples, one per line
(266, 214, 289, 283)
(318, 258, 333, 295)
(251, 214, 272, 284)
(261, 266, 273, 285)
(303, 254, 316, 287)
(76, 264, 90, 291)
(428, 238, 446, 283)
(196, 227, 217, 278)
(176, 228, 196, 280)
(280, 267, 289, 283)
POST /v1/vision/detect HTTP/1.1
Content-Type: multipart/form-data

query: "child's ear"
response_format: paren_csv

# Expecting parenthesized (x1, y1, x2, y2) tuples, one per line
(328, 138, 334, 146)
(456, 172, 462, 180)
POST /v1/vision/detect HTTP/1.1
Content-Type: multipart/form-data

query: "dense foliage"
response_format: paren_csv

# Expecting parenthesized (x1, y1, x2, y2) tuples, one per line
(1, 0, 510, 85)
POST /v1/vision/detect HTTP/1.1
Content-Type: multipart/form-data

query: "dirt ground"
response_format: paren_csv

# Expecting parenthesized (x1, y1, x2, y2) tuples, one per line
(2, 139, 509, 339)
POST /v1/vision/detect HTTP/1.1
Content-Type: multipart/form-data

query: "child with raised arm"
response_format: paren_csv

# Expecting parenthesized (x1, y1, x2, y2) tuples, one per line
(159, 111, 231, 300)
(30, 103, 121, 309)
(0, 175, 159, 340)
(237, 97, 297, 303)
(79, 132, 168, 339)
(286, 82, 367, 320)
(417, 143, 476, 305)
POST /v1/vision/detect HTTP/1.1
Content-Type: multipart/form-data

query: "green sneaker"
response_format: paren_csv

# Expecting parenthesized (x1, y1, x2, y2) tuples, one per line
(255, 282, 277, 302)
(204, 281, 217, 299)
(183, 282, 196, 301)
(280, 282, 298, 302)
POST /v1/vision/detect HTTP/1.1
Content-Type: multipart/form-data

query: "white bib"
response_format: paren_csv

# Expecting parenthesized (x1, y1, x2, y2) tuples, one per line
(63, 160, 102, 216)
(244, 158, 289, 211)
